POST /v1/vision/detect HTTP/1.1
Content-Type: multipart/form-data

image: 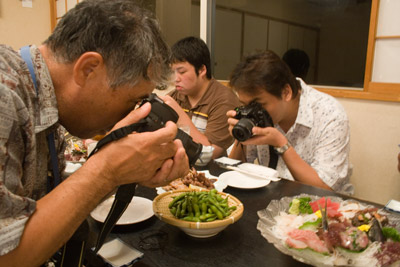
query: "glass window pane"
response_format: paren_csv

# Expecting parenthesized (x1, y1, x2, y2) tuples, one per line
(155, 0, 199, 47)
(214, 8, 242, 79)
(214, 0, 371, 88)
(243, 14, 268, 56)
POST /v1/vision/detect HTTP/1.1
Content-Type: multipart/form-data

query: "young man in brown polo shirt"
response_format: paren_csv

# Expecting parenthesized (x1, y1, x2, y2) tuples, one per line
(162, 36, 240, 159)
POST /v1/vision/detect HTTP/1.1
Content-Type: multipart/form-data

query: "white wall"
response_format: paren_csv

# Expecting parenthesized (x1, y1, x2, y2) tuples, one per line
(338, 98, 400, 204)
(0, 0, 51, 49)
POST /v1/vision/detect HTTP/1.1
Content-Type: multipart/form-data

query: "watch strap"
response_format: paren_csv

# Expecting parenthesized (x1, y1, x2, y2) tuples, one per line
(274, 142, 292, 155)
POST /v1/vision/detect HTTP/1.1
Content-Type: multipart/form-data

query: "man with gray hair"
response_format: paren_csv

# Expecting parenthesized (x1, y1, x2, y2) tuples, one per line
(0, 0, 189, 265)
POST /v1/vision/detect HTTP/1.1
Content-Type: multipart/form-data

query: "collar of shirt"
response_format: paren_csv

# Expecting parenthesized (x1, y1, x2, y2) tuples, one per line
(175, 78, 215, 110)
(292, 78, 314, 129)
(29, 45, 59, 134)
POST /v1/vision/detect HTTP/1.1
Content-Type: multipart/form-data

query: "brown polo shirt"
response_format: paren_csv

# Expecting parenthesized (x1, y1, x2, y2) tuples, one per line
(169, 79, 241, 150)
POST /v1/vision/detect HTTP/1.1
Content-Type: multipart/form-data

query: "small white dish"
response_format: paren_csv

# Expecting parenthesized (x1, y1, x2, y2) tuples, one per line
(195, 146, 215, 166)
(219, 170, 271, 189)
(91, 196, 153, 225)
(64, 162, 83, 176)
(213, 156, 241, 166)
(97, 238, 143, 266)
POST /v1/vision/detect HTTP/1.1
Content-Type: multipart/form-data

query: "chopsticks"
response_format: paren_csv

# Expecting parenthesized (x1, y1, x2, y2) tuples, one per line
(224, 166, 280, 182)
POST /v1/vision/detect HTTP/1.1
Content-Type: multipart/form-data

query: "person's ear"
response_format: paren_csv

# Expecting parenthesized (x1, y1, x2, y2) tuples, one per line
(198, 64, 207, 78)
(73, 52, 104, 87)
(282, 84, 293, 101)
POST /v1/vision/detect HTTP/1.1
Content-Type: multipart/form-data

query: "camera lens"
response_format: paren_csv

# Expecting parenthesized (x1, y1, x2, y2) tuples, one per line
(138, 94, 203, 166)
(175, 129, 203, 166)
(232, 118, 255, 142)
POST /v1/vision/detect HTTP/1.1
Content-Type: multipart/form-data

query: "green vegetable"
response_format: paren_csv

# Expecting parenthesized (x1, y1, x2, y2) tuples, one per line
(382, 227, 400, 242)
(289, 197, 313, 215)
(168, 190, 237, 222)
(299, 218, 322, 231)
(288, 199, 300, 215)
(168, 193, 186, 208)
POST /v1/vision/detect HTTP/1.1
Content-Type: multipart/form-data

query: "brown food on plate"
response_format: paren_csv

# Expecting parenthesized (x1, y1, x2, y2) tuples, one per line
(162, 168, 215, 191)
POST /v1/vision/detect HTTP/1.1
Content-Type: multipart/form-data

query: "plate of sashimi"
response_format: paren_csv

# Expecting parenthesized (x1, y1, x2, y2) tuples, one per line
(257, 194, 400, 266)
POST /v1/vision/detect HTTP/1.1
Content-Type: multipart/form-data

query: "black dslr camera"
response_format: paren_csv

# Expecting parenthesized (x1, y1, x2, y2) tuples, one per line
(89, 93, 202, 166)
(138, 94, 202, 166)
(232, 101, 273, 142)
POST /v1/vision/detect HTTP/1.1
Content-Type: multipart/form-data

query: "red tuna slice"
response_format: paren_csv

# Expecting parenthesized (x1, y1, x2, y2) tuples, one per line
(310, 197, 342, 218)
(326, 207, 342, 218)
(287, 229, 329, 253)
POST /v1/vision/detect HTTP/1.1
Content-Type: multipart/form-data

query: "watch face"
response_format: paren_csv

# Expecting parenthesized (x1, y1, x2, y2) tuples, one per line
(274, 143, 291, 155)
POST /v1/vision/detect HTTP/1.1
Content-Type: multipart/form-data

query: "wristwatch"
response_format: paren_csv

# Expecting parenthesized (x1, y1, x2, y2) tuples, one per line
(274, 142, 292, 155)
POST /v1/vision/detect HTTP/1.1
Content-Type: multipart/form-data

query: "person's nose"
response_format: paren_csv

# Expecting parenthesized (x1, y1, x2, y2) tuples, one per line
(174, 72, 181, 83)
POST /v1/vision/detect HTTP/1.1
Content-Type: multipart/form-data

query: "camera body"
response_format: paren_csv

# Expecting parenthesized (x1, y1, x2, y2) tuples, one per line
(139, 94, 202, 166)
(232, 101, 273, 142)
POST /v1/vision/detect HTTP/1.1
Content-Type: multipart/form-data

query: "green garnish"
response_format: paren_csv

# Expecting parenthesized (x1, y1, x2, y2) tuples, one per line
(289, 197, 313, 215)
(382, 227, 400, 242)
(299, 218, 322, 231)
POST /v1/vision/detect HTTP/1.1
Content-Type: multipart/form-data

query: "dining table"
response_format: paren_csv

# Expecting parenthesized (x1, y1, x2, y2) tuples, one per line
(87, 161, 383, 267)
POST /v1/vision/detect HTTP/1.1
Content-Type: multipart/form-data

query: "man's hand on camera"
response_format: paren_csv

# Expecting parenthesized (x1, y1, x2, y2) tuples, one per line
(240, 126, 287, 148)
(226, 110, 239, 136)
(83, 104, 189, 189)
(141, 138, 189, 187)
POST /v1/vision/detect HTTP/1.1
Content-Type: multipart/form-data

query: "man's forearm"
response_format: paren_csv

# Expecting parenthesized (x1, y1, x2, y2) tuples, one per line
(0, 161, 115, 267)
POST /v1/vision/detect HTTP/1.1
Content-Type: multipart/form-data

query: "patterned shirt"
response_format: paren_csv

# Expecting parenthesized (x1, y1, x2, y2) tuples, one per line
(245, 79, 353, 194)
(0, 44, 66, 255)
(169, 79, 241, 150)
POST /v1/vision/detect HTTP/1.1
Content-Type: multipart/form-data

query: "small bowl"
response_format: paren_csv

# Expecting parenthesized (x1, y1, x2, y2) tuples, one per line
(153, 189, 244, 238)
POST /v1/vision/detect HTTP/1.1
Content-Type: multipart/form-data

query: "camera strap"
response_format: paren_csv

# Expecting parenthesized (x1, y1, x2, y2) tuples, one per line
(87, 122, 148, 255)
(20, 46, 62, 190)
(88, 120, 147, 157)
(268, 146, 278, 169)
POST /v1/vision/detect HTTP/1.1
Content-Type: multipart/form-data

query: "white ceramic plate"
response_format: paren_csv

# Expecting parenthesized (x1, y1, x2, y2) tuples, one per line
(91, 196, 153, 225)
(219, 170, 271, 189)
(64, 162, 83, 176)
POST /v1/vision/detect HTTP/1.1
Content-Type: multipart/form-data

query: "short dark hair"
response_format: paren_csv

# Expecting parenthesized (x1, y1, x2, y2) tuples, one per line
(43, 0, 171, 88)
(171, 36, 212, 79)
(282, 49, 310, 80)
(229, 50, 300, 99)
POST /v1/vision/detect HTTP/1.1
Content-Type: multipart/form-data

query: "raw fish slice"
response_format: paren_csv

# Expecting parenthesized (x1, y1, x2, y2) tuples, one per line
(286, 237, 308, 249)
(310, 197, 342, 218)
(287, 229, 329, 253)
